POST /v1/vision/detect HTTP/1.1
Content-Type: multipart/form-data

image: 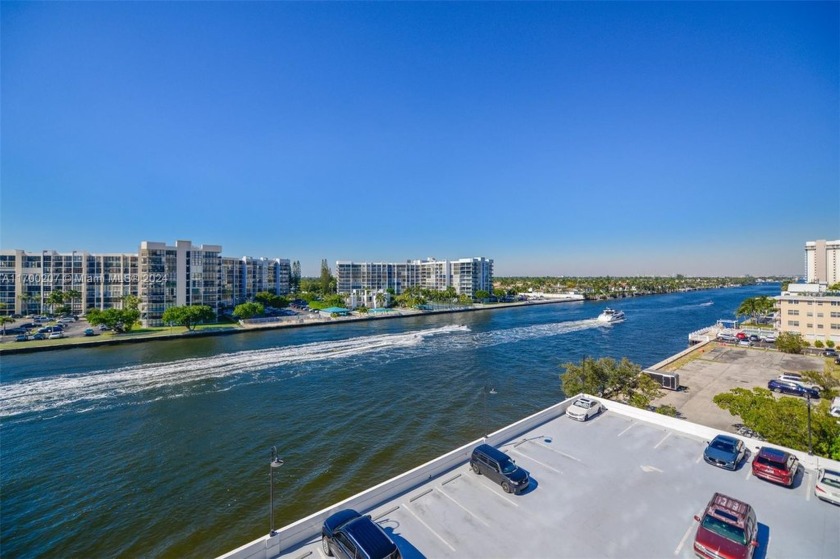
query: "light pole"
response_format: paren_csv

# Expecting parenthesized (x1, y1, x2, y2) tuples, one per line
(806, 393, 813, 456)
(269, 446, 284, 536)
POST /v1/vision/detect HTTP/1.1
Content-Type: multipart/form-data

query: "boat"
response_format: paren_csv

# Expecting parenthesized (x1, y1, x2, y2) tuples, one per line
(597, 308, 625, 323)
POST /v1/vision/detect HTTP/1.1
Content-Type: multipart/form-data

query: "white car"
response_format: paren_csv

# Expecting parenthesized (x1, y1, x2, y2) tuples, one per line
(48, 331, 63, 339)
(777, 373, 817, 389)
(760, 333, 777, 343)
(566, 397, 602, 421)
(815, 468, 840, 505)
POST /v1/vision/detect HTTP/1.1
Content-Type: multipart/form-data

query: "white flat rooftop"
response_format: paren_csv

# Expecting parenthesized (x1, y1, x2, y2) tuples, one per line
(231, 400, 840, 559)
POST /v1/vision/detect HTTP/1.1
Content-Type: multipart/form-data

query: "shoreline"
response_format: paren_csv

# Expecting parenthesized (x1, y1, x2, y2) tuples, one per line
(0, 298, 577, 356)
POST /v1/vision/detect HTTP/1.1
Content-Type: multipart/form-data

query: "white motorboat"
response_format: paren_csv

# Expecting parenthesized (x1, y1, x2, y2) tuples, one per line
(597, 308, 625, 323)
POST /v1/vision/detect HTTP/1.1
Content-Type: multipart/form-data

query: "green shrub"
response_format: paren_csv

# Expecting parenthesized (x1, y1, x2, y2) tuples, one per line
(815, 340, 825, 348)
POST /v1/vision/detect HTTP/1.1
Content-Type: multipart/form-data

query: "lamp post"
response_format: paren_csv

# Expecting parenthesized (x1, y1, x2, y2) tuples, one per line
(806, 393, 813, 456)
(269, 446, 284, 536)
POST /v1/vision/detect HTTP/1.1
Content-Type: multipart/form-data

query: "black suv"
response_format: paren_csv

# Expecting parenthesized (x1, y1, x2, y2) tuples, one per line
(321, 509, 401, 559)
(470, 443, 530, 494)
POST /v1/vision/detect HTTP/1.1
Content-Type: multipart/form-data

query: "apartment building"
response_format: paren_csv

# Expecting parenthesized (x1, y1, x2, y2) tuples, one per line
(1, 242, 292, 325)
(777, 283, 840, 344)
(0, 249, 138, 316)
(805, 239, 840, 285)
(336, 257, 494, 307)
(138, 241, 223, 326)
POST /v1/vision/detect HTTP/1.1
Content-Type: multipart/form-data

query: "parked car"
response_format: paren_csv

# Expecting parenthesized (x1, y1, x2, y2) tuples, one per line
(98, 324, 111, 331)
(760, 333, 777, 343)
(814, 468, 840, 506)
(767, 379, 820, 399)
(48, 331, 63, 339)
(321, 509, 401, 559)
(84, 328, 96, 337)
(566, 397, 603, 421)
(823, 349, 838, 357)
(735, 332, 748, 340)
(32, 333, 46, 340)
(15, 334, 29, 342)
(703, 435, 746, 471)
(717, 334, 738, 343)
(752, 446, 798, 487)
(777, 372, 805, 383)
(693, 492, 758, 559)
(748, 334, 760, 343)
(835, 357, 840, 366)
(829, 397, 840, 418)
(470, 443, 530, 494)
(738, 339, 752, 347)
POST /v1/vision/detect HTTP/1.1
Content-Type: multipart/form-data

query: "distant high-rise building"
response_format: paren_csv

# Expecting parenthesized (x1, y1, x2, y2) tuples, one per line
(804, 240, 840, 284)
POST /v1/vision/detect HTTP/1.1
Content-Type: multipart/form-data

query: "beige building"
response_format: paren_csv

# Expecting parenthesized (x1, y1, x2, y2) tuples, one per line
(805, 239, 840, 285)
(777, 283, 840, 344)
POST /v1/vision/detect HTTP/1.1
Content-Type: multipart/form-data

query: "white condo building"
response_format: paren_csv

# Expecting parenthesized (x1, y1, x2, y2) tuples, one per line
(805, 239, 840, 285)
(336, 257, 494, 307)
(1, 241, 292, 326)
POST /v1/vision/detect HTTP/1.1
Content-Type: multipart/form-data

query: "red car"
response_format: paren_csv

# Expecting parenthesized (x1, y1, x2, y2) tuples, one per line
(735, 332, 748, 340)
(751, 447, 798, 487)
(694, 492, 758, 559)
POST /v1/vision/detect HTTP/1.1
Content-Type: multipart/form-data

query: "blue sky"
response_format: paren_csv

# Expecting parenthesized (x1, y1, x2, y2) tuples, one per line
(2, 2, 837, 277)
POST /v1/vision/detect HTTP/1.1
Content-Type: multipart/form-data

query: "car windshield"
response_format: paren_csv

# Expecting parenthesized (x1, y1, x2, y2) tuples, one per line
(500, 460, 517, 474)
(575, 400, 592, 409)
(820, 474, 840, 489)
(710, 440, 735, 452)
(701, 514, 747, 545)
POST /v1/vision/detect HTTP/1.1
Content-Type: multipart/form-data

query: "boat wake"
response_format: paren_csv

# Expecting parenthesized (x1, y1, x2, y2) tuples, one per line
(1, 319, 601, 420)
(0, 325, 467, 420)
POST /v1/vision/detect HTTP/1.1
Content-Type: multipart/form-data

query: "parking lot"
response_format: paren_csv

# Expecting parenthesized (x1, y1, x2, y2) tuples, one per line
(0, 315, 98, 343)
(276, 408, 839, 558)
(653, 343, 828, 432)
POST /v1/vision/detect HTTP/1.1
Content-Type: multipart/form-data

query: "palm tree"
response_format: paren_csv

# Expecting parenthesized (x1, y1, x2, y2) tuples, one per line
(0, 316, 14, 335)
(63, 289, 82, 315)
(46, 290, 65, 315)
(18, 293, 34, 315)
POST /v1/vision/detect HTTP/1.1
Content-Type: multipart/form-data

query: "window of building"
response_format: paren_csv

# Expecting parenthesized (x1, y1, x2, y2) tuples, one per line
(788, 320, 799, 327)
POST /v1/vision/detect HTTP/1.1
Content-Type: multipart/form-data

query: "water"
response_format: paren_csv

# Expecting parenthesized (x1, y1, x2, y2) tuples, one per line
(0, 284, 779, 558)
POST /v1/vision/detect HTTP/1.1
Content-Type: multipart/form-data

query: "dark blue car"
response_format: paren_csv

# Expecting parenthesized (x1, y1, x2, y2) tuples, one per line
(703, 434, 746, 470)
(321, 509, 401, 559)
(767, 379, 820, 399)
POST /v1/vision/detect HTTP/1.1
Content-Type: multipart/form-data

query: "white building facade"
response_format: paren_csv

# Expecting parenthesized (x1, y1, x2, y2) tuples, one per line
(805, 239, 840, 285)
(1, 241, 292, 325)
(336, 257, 494, 306)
